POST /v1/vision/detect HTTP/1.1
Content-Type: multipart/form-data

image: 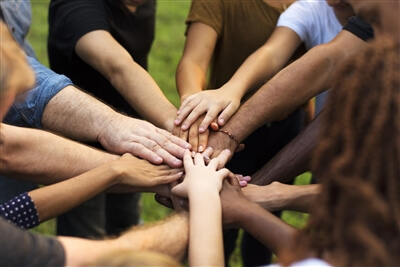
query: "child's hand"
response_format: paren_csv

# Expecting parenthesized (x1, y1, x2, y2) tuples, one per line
(172, 149, 231, 198)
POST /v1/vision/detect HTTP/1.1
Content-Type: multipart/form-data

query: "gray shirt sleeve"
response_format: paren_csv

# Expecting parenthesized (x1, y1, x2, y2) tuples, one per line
(0, 218, 65, 267)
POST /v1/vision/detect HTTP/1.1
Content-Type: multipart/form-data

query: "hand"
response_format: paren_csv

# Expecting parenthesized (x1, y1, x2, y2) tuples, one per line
(98, 116, 191, 168)
(173, 115, 210, 153)
(172, 149, 231, 198)
(114, 153, 184, 188)
(220, 174, 252, 228)
(241, 183, 283, 211)
(174, 88, 241, 133)
(207, 130, 240, 159)
(236, 174, 252, 187)
(242, 182, 320, 213)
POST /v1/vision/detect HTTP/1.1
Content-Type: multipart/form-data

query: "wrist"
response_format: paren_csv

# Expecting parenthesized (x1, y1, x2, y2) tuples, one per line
(217, 129, 241, 151)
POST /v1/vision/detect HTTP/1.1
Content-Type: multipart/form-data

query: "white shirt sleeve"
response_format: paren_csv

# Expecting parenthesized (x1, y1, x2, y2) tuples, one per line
(277, 0, 342, 49)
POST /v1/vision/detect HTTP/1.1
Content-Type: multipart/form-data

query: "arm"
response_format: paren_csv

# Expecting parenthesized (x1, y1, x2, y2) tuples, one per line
(221, 177, 297, 256)
(174, 22, 217, 151)
(250, 111, 323, 185)
(0, 123, 118, 183)
(75, 30, 177, 132)
(172, 150, 231, 266)
(59, 212, 189, 265)
(12, 153, 182, 224)
(42, 86, 190, 168)
(208, 30, 368, 157)
(242, 182, 321, 213)
(175, 27, 302, 131)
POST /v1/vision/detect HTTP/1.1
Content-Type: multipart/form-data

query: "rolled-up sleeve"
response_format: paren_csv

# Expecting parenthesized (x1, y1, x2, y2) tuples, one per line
(4, 56, 73, 128)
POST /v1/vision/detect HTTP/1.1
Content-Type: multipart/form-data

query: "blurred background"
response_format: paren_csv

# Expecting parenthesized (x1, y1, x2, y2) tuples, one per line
(28, 1, 311, 266)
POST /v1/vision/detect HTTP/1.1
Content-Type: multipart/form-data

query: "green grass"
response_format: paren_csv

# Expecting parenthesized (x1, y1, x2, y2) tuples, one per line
(27, 1, 311, 266)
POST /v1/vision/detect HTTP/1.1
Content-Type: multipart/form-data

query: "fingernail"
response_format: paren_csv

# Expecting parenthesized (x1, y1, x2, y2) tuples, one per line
(173, 159, 182, 166)
(198, 145, 204, 152)
(199, 126, 204, 132)
(219, 118, 225, 124)
(239, 181, 247, 187)
(203, 155, 210, 161)
(182, 124, 187, 130)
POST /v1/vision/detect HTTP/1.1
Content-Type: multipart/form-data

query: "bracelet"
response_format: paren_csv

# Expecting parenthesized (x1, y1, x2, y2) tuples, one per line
(218, 130, 241, 147)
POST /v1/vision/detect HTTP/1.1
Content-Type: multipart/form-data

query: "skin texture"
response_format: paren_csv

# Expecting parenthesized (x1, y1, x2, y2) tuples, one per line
(75, 30, 177, 132)
(59, 212, 189, 266)
(0, 20, 189, 266)
(220, 176, 297, 255)
(172, 150, 231, 266)
(206, 29, 367, 164)
(242, 182, 321, 213)
(42, 85, 190, 168)
(174, 0, 354, 153)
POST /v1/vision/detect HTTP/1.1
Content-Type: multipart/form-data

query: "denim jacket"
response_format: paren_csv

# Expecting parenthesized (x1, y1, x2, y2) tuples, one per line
(1, 1, 73, 128)
(4, 57, 73, 128)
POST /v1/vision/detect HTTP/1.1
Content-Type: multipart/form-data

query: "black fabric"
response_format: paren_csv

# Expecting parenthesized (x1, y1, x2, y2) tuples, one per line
(48, 0, 156, 118)
(0, 218, 65, 267)
(343, 16, 374, 41)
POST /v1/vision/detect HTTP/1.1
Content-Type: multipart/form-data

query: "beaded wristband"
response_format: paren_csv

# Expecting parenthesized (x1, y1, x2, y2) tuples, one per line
(218, 130, 241, 147)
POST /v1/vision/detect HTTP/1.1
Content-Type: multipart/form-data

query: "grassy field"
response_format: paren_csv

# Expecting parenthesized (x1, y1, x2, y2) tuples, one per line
(27, 1, 310, 265)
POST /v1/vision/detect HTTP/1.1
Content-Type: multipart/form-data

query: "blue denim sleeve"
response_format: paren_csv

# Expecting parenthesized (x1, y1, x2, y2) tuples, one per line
(3, 56, 73, 129)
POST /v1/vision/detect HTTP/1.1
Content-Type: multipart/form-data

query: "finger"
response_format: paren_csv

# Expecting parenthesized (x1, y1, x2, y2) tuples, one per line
(199, 107, 221, 133)
(188, 125, 199, 152)
(197, 128, 209, 153)
(236, 174, 251, 183)
(177, 101, 203, 130)
(235, 143, 245, 153)
(154, 194, 174, 209)
(157, 128, 191, 150)
(210, 120, 219, 131)
(172, 124, 181, 137)
(208, 157, 221, 170)
(218, 103, 239, 126)
(193, 152, 206, 166)
(215, 149, 232, 169)
(177, 94, 196, 115)
(183, 149, 194, 168)
(175, 95, 197, 122)
(181, 106, 207, 131)
(179, 128, 189, 143)
(158, 171, 184, 185)
(227, 172, 241, 187)
(218, 168, 231, 180)
(202, 146, 213, 163)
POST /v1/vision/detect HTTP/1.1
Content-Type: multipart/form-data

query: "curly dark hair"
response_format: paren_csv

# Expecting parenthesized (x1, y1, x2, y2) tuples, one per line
(281, 37, 400, 266)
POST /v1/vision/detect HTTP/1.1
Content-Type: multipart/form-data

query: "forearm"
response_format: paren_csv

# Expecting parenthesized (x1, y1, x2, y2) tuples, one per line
(176, 59, 206, 101)
(111, 62, 177, 131)
(117, 212, 189, 260)
(225, 46, 290, 98)
(189, 191, 224, 266)
(243, 183, 321, 213)
(236, 202, 297, 255)
(222, 44, 335, 144)
(0, 123, 119, 183)
(60, 212, 188, 266)
(29, 163, 120, 222)
(42, 85, 120, 141)
(250, 112, 323, 185)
